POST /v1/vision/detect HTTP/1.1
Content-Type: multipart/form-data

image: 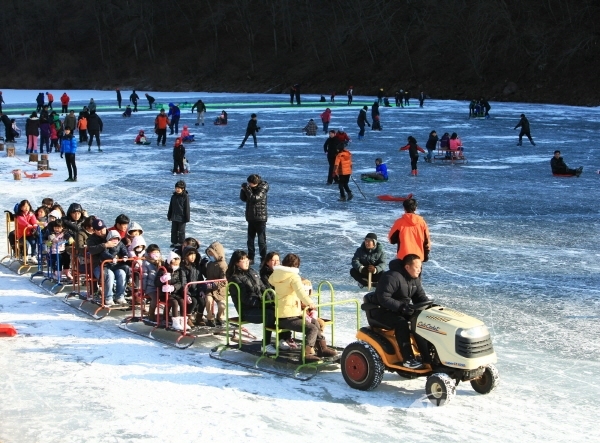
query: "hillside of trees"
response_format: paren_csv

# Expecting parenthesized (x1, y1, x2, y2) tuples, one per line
(2, 0, 599, 106)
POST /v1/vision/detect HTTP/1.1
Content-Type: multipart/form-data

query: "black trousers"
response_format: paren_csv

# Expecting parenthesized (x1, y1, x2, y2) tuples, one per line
(157, 129, 167, 145)
(173, 158, 184, 174)
(79, 129, 87, 142)
(88, 130, 101, 147)
(169, 116, 180, 134)
(62, 105, 68, 113)
(350, 268, 381, 285)
(518, 130, 534, 144)
(247, 220, 266, 261)
(371, 309, 415, 360)
(327, 157, 338, 184)
(240, 131, 257, 147)
(171, 221, 186, 245)
(65, 153, 77, 179)
(338, 174, 351, 197)
(410, 156, 419, 171)
(132, 101, 138, 112)
(242, 307, 275, 343)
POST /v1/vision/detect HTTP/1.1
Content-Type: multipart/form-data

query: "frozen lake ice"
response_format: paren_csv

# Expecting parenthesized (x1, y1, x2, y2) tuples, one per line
(0, 90, 598, 442)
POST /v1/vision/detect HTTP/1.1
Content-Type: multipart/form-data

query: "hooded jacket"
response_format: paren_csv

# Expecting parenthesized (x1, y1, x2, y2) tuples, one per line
(62, 203, 84, 234)
(228, 268, 266, 312)
(351, 241, 386, 274)
(128, 235, 147, 258)
(61, 132, 77, 155)
(268, 265, 313, 319)
(204, 242, 227, 302)
(388, 213, 431, 261)
(168, 103, 181, 118)
(320, 108, 331, 123)
(181, 246, 203, 297)
(368, 259, 429, 314)
(334, 149, 352, 176)
(240, 180, 269, 222)
(25, 116, 40, 136)
(60, 93, 70, 105)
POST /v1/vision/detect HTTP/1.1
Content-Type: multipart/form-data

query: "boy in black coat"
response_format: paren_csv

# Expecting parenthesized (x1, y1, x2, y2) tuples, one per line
(238, 113, 260, 149)
(167, 180, 191, 248)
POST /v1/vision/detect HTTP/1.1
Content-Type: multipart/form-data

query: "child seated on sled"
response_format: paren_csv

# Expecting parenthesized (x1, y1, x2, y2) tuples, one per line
(361, 158, 388, 181)
(134, 130, 151, 145)
(180, 125, 195, 142)
(11, 119, 21, 139)
(214, 110, 228, 125)
(155, 251, 190, 331)
(449, 132, 464, 158)
(123, 105, 132, 117)
(46, 218, 75, 280)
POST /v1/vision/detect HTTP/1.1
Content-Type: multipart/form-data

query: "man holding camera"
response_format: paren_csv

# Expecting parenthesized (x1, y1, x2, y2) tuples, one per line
(240, 174, 269, 265)
(238, 113, 260, 148)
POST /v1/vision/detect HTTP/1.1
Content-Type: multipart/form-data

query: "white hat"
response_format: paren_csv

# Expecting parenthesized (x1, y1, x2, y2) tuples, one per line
(106, 230, 121, 241)
(48, 210, 62, 219)
(167, 251, 180, 263)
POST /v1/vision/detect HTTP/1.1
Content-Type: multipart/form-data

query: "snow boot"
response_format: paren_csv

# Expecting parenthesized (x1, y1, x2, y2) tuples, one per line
(347, 192, 354, 201)
(170, 316, 184, 331)
(314, 338, 338, 358)
(304, 346, 322, 362)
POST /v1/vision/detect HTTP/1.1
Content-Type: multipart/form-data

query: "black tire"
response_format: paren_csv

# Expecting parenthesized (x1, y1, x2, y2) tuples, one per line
(341, 341, 384, 391)
(425, 373, 456, 406)
(470, 364, 499, 394)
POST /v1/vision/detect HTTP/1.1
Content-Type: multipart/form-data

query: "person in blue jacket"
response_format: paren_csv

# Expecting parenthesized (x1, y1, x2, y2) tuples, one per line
(60, 128, 78, 182)
(361, 158, 388, 181)
(168, 102, 181, 135)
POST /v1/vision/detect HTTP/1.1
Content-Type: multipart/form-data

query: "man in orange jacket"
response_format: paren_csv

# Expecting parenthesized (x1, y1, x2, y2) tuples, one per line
(46, 92, 54, 110)
(154, 109, 170, 146)
(334, 142, 353, 201)
(388, 198, 430, 262)
(60, 93, 70, 114)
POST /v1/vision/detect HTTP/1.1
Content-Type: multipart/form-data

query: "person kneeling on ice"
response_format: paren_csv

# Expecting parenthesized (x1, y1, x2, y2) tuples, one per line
(350, 233, 386, 288)
(399, 136, 425, 176)
(226, 250, 276, 345)
(361, 158, 388, 181)
(364, 254, 431, 369)
(180, 125, 195, 143)
(155, 251, 189, 331)
(86, 219, 129, 307)
(302, 119, 318, 136)
(551, 150, 582, 177)
(135, 130, 151, 145)
(268, 253, 337, 361)
(122, 105, 132, 117)
(214, 110, 227, 125)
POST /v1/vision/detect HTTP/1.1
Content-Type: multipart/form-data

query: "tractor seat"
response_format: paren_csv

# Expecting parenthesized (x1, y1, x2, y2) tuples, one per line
(361, 296, 394, 330)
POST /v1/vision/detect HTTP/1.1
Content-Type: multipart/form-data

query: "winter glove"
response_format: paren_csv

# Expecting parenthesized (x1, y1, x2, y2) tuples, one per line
(162, 284, 175, 293)
(367, 265, 376, 274)
(45, 240, 53, 247)
(160, 273, 171, 283)
(68, 237, 75, 245)
(401, 305, 415, 316)
(423, 250, 430, 263)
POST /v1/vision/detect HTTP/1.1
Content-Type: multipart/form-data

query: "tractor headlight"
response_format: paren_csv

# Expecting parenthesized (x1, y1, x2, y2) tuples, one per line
(459, 325, 489, 339)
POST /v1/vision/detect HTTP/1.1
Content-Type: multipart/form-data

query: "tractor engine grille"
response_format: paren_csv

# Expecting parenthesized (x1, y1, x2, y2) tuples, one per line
(455, 335, 494, 358)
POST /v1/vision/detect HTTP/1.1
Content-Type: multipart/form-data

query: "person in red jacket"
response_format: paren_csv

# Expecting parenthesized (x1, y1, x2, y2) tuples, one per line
(14, 200, 40, 263)
(399, 135, 426, 176)
(320, 108, 332, 133)
(60, 93, 70, 114)
(388, 198, 431, 263)
(46, 92, 54, 110)
(154, 109, 170, 146)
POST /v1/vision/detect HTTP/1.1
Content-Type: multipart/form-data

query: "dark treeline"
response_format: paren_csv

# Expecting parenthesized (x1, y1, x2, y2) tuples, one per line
(1, 0, 599, 105)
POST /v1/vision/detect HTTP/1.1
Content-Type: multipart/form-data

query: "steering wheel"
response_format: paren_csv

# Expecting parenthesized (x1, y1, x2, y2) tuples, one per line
(412, 299, 434, 311)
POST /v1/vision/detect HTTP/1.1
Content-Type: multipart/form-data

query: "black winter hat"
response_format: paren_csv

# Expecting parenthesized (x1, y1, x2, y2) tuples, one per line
(175, 180, 186, 189)
(146, 244, 160, 254)
(365, 233, 377, 241)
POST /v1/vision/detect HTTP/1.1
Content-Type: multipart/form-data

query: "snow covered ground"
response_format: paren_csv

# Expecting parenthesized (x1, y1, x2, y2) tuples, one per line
(0, 90, 599, 442)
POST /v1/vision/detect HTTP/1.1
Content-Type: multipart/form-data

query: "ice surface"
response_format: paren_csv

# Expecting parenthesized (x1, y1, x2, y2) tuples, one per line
(0, 91, 599, 442)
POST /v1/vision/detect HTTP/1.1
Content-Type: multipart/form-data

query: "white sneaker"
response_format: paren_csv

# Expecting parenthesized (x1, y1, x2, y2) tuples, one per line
(104, 299, 115, 307)
(28, 256, 38, 264)
(265, 344, 277, 355)
(279, 339, 291, 351)
(114, 297, 126, 305)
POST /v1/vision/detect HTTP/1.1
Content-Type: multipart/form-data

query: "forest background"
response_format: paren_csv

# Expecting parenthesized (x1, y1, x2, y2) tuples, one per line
(2, 0, 598, 106)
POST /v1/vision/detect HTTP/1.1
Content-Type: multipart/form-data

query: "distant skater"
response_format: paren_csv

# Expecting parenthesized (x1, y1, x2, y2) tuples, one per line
(238, 113, 260, 149)
(514, 114, 535, 146)
(116, 89, 122, 109)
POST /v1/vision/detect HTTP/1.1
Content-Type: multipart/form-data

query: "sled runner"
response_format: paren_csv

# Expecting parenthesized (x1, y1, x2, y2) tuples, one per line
(552, 173, 577, 177)
(377, 193, 413, 202)
(210, 282, 360, 381)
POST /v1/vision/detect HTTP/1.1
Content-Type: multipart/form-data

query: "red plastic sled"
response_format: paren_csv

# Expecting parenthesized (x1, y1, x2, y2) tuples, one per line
(377, 193, 413, 202)
(0, 323, 17, 337)
(552, 173, 576, 177)
(23, 171, 53, 179)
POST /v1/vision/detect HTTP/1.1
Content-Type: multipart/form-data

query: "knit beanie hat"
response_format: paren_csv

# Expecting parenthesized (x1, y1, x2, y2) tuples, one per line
(365, 233, 377, 245)
(167, 251, 180, 263)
